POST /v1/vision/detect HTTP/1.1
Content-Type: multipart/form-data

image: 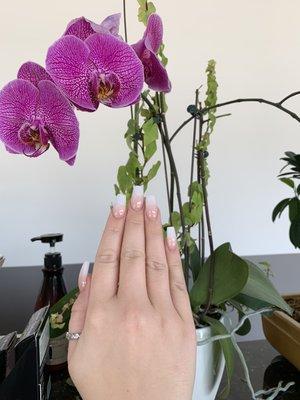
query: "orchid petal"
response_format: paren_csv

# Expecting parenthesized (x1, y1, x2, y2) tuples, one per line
(95, 13, 121, 37)
(17, 62, 53, 87)
(64, 17, 95, 41)
(37, 80, 79, 164)
(86, 33, 144, 107)
(144, 14, 163, 54)
(143, 52, 171, 92)
(0, 79, 38, 154)
(46, 35, 97, 111)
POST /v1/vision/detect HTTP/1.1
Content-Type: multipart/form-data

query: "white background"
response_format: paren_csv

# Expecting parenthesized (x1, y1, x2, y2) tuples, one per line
(0, 0, 300, 266)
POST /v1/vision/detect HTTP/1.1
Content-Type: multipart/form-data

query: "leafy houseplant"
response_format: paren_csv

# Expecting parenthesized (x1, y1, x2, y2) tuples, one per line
(0, 0, 299, 398)
(262, 152, 300, 371)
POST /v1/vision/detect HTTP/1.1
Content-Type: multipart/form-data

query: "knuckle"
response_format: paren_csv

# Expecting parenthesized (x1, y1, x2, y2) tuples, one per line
(171, 279, 188, 293)
(127, 217, 143, 227)
(95, 249, 118, 265)
(146, 257, 167, 272)
(122, 248, 145, 261)
(123, 308, 147, 332)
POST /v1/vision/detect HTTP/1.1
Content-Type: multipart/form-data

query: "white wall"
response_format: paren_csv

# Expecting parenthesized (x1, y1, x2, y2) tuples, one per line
(0, 0, 300, 267)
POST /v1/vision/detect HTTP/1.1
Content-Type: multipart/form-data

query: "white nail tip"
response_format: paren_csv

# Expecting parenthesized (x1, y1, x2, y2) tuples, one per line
(167, 226, 176, 239)
(78, 261, 89, 289)
(115, 194, 126, 205)
(132, 185, 144, 196)
(146, 195, 156, 206)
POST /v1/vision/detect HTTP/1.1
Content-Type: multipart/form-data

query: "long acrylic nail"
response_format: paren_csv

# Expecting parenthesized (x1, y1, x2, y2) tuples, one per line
(78, 261, 89, 291)
(166, 226, 177, 251)
(131, 185, 144, 211)
(146, 195, 158, 219)
(112, 194, 126, 218)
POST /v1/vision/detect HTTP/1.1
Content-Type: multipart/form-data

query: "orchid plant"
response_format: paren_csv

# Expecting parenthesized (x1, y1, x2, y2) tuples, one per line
(1, 0, 299, 397)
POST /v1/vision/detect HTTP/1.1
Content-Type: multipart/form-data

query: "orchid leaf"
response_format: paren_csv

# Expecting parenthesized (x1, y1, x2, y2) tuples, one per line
(234, 260, 293, 315)
(190, 243, 249, 308)
(190, 245, 201, 281)
(203, 315, 234, 399)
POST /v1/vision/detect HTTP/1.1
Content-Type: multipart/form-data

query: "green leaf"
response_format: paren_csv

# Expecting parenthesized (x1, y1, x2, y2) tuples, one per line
(272, 198, 290, 221)
(228, 300, 251, 336)
(50, 288, 79, 338)
(190, 245, 201, 281)
(234, 260, 293, 315)
(279, 177, 294, 189)
(126, 151, 140, 178)
(171, 211, 181, 233)
(289, 197, 300, 221)
(190, 243, 249, 308)
(144, 140, 157, 161)
(143, 118, 158, 146)
(203, 315, 235, 399)
(117, 165, 132, 193)
(137, 0, 156, 25)
(158, 43, 168, 66)
(124, 118, 136, 149)
(290, 220, 300, 248)
(297, 184, 300, 196)
(146, 160, 161, 182)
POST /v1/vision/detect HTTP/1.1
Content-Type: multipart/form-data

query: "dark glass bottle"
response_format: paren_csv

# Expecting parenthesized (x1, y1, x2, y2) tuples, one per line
(31, 234, 68, 374)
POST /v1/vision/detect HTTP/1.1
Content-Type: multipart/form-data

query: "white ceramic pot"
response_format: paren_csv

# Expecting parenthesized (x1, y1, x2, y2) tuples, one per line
(192, 313, 231, 400)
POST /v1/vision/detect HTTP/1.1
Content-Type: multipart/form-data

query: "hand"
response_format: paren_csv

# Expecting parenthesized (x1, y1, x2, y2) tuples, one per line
(68, 188, 196, 400)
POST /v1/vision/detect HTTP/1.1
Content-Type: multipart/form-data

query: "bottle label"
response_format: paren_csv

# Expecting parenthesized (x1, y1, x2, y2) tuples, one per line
(47, 333, 68, 366)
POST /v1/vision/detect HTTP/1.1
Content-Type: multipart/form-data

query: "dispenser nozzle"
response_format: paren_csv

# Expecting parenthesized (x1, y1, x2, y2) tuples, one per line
(31, 233, 63, 249)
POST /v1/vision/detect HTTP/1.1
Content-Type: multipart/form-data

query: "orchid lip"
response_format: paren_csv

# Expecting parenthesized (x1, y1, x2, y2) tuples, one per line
(18, 121, 49, 152)
(90, 70, 121, 106)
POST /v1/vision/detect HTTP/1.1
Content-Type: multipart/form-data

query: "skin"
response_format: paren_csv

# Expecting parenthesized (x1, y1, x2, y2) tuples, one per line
(68, 194, 196, 400)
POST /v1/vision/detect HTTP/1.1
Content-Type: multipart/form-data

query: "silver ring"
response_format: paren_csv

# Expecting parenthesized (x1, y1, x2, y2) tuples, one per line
(66, 331, 81, 340)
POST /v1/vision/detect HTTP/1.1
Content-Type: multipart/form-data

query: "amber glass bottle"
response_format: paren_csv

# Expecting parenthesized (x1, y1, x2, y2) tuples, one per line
(32, 234, 68, 373)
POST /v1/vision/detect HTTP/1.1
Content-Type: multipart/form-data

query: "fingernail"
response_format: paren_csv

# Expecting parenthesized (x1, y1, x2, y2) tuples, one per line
(131, 185, 144, 211)
(146, 195, 158, 219)
(166, 226, 177, 251)
(78, 261, 89, 291)
(112, 194, 126, 218)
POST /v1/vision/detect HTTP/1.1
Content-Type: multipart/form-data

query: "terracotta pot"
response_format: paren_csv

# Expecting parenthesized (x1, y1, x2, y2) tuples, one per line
(262, 293, 300, 370)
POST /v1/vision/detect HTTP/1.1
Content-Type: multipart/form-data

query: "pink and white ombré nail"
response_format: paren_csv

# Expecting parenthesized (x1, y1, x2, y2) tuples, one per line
(166, 226, 177, 251)
(146, 195, 158, 219)
(131, 185, 144, 211)
(112, 194, 126, 218)
(78, 261, 90, 291)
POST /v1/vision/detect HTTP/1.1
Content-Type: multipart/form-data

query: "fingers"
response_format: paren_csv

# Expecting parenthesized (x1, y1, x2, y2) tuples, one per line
(68, 263, 91, 361)
(118, 186, 148, 302)
(89, 194, 126, 305)
(144, 196, 173, 311)
(165, 227, 193, 321)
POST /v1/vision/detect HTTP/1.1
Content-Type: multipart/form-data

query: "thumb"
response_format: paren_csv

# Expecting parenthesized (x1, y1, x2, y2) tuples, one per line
(67, 261, 91, 361)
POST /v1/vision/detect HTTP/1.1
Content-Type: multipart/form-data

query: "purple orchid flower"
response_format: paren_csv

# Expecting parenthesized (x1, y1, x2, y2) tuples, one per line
(64, 14, 122, 41)
(17, 61, 53, 87)
(46, 32, 144, 111)
(0, 78, 79, 165)
(132, 14, 171, 93)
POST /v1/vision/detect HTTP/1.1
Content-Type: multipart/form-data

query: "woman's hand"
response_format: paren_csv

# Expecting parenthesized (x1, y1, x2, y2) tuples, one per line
(68, 187, 196, 400)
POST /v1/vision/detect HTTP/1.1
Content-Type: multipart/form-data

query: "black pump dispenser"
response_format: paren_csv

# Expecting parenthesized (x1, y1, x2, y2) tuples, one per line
(31, 234, 63, 270)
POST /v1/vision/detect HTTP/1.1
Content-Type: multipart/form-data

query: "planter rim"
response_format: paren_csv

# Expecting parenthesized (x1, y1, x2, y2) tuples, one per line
(195, 312, 229, 342)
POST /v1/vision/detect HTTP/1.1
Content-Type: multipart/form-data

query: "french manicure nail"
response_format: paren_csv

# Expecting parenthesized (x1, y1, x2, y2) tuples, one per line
(78, 261, 89, 291)
(166, 226, 177, 251)
(146, 195, 158, 219)
(131, 185, 144, 211)
(112, 194, 126, 218)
